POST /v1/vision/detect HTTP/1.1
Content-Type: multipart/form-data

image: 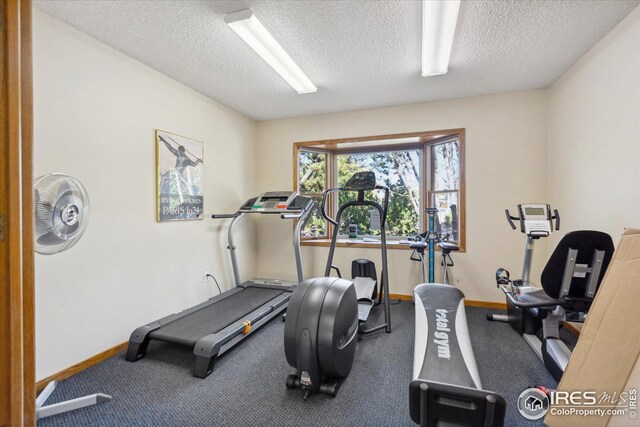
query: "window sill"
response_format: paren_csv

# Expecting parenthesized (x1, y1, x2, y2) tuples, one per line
(301, 238, 466, 252)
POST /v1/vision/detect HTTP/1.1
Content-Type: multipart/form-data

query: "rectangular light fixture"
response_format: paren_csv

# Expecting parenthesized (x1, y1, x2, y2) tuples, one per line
(225, 9, 317, 94)
(422, 0, 461, 77)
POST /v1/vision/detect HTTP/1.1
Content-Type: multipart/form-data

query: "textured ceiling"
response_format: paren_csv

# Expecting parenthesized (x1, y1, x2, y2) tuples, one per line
(34, 0, 639, 121)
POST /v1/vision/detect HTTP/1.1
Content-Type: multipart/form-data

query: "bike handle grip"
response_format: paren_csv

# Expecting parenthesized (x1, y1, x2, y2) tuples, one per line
(505, 209, 518, 230)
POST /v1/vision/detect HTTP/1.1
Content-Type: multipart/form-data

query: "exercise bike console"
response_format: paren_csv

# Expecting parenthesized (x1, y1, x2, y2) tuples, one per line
(505, 203, 559, 238)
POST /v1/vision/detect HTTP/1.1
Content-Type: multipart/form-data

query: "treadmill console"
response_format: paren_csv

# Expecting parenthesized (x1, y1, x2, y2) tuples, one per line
(240, 191, 300, 213)
(518, 203, 552, 236)
(343, 171, 376, 191)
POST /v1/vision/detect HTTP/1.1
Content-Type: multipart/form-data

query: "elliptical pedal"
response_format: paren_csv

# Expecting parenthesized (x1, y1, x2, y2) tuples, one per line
(353, 276, 376, 322)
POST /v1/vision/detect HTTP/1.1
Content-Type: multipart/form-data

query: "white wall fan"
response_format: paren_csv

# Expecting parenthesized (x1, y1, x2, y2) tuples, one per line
(33, 173, 112, 419)
(34, 173, 90, 255)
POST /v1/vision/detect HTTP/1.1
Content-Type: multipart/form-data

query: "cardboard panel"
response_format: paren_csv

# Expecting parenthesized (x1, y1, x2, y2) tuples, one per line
(546, 228, 640, 427)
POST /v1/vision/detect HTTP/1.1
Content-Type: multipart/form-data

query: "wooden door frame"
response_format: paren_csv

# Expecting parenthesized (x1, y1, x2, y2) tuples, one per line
(0, 0, 35, 426)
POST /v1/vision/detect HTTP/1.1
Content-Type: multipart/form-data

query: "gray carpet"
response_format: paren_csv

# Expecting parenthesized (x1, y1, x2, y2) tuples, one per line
(38, 303, 566, 427)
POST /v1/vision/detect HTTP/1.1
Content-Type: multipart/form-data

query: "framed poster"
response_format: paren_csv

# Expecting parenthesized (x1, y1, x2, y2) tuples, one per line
(156, 129, 204, 221)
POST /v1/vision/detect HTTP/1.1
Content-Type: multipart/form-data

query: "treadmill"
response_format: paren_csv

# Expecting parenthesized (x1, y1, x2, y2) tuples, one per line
(125, 191, 313, 378)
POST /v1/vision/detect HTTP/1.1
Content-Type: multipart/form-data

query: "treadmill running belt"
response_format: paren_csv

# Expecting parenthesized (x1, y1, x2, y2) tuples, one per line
(149, 287, 284, 347)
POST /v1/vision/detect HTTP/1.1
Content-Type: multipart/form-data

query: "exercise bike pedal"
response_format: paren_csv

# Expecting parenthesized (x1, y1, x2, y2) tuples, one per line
(495, 268, 511, 286)
(441, 256, 455, 267)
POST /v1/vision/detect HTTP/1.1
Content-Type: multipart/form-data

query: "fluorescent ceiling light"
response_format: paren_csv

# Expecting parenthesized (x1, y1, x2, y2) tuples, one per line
(422, 0, 461, 77)
(225, 9, 317, 94)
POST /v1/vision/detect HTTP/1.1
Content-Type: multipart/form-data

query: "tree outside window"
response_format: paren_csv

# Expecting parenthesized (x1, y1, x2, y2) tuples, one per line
(295, 130, 465, 248)
(298, 151, 327, 238)
(430, 139, 461, 241)
(336, 151, 420, 238)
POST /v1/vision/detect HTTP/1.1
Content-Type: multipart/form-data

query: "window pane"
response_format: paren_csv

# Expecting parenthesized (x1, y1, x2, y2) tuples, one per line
(432, 140, 460, 191)
(301, 195, 327, 238)
(337, 205, 378, 236)
(337, 150, 420, 238)
(431, 191, 459, 242)
(298, 151, 326, 194)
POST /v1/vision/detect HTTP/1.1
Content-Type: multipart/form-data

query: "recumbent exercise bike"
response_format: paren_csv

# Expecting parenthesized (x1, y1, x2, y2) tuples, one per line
(487, 203, 614, 381)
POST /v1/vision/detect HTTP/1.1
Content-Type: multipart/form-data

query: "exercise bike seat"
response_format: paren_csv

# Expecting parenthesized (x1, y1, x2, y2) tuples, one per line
(516, 288, 562, 308)
(410, 241, 428, 253)
(438, 242, 459, 254)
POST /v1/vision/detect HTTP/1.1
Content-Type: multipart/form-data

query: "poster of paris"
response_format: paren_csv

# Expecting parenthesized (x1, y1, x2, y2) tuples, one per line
(156, 129, 204, 221)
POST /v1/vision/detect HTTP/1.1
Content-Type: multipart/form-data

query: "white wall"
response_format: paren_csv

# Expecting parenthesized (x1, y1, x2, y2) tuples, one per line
(33, 10, 257, 379)
(34, 2, 640, 380)
(255, 91, 548, 301)
(547, 5, 640, 247)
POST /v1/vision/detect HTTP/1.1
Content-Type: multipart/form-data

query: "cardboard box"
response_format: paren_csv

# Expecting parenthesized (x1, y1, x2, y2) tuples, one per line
(546, 228, 640, 427)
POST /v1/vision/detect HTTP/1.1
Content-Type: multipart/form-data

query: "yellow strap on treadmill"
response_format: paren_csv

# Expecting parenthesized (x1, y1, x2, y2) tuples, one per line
(243, 320, 251, 334)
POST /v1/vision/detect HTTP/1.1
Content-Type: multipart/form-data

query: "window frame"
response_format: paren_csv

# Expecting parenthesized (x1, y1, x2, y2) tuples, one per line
(293, 129, 466, 252)
(294, 147, 331, 239)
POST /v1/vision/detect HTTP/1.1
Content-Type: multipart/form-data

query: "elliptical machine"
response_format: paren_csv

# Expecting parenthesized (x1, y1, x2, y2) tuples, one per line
(283, 276, 358, 399)
(487, 204, 614, 381)
(284, 171, 391, 399)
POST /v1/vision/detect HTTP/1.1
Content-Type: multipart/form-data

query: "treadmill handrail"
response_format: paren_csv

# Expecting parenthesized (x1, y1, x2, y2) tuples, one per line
(280, 199, 314, 219)
(228, 214, 245, 286)
(211, 213, 240, 219)
(292, 198, 313, 282)
(281, 211, 305, 219)
(213, 194, 314, 287)
(282, 197, 313, 220)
